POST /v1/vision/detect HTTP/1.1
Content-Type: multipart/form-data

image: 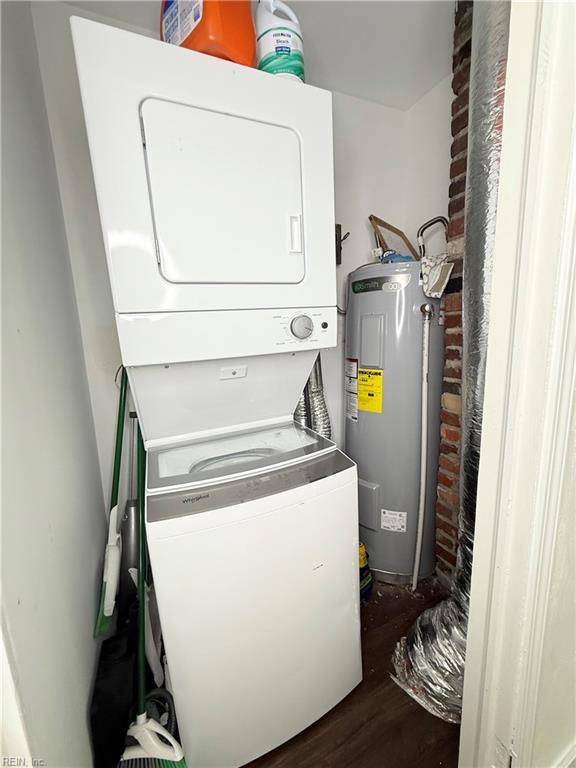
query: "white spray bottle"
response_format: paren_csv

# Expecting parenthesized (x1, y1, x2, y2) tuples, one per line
(255, 0, 304, 82)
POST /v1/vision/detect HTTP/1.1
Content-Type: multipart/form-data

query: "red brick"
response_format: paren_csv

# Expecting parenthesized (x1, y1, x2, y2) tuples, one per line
(444, 332, 463, 347)
(439, 440, 459, 456)
(453, 36, 472, 65)
(440, 424, 460, 444)
(437, 560, 455, 579)
(452, 63, 471, 95)
(441, 409, 460, 427)
(448, 259, 463, 282)
(448, 217, 465, 238)
(445, 312, 462, 330)
(450, 156, 467, 179)
(449, 195, 465, 217)
(454, 4, 473, 42)
(451, 132, 468, 159)
(438, 471, 457, 490)
(440, 453, 460, 474)
(451, 87, 470, 118)
(451, 109, 468, 138)
(444, 364, 462, 381)
(437, 530, 457, 553)
(445, 292, 462, 312)
(453, 38, 472, 71)
(449, 258, 464, 277)
(455, 1, 473, 27)
(436, 500, 457, 522)
(445, 348, 461, 363)
(449, 176, 467, 198)
(434, 0, 472, 577)
(454, 0, 473, 37)
(437, 545, 457, 567)
(436, 516, 458, 538)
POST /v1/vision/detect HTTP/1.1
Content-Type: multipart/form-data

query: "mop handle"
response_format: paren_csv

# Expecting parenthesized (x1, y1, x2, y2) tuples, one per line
(111, 367, 128, 510)
(137, 424, 147, 717)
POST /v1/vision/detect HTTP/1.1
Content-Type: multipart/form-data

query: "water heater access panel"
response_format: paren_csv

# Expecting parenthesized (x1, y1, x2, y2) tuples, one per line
(71, 18, 336, 315)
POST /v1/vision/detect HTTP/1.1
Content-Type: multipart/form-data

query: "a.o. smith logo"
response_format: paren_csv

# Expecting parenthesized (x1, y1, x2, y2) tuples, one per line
(182, 493, 209, 504)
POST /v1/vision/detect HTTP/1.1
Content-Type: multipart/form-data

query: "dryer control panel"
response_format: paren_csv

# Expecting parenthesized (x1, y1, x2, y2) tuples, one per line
(117, 307, 336, 367)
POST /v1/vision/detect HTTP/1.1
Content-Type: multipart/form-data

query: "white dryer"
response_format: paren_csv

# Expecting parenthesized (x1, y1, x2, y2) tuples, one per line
(146, 422, 361, 767)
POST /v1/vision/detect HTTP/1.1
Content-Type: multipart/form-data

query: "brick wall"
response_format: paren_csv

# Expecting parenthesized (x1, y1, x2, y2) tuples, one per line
(435, 0, 473, 582)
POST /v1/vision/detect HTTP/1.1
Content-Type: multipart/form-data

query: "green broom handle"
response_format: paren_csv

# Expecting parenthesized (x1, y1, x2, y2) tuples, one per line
(111, 367, 128, 510)
(137, 424, 147, 717)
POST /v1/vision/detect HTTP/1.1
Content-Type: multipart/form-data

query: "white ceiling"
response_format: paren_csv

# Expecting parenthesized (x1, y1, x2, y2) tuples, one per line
(66, 1, 453, 110)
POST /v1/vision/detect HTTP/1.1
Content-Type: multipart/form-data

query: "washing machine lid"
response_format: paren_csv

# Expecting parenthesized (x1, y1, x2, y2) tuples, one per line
(147, 421, 335, 493)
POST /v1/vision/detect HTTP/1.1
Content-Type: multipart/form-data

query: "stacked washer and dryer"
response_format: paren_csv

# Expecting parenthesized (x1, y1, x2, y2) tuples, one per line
(72, 18, 361, 768)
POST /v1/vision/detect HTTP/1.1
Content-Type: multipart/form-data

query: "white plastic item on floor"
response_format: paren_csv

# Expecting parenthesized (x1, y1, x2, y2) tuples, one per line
(122, 713, 183, 763)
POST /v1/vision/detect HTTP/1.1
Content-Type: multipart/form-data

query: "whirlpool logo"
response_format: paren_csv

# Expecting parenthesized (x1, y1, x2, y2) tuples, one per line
(182, 493, 209, 505)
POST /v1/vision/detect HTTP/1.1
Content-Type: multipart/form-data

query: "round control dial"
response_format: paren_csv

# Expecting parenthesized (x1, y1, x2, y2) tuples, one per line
(290, 314, 314, 340)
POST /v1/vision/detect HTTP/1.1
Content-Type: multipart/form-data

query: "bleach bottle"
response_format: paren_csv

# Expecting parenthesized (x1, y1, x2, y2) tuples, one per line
(255, 0, 304, 82)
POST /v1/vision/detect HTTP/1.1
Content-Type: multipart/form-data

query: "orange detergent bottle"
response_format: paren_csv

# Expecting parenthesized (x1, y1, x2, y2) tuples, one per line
(160, 0, 256, 68)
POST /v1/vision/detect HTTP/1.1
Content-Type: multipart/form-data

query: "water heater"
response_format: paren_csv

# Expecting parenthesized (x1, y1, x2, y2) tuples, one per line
(345, 262, 443, 584)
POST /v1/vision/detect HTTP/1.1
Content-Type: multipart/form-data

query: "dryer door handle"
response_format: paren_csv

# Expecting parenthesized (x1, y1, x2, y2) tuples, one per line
(289, 215, 303, 254)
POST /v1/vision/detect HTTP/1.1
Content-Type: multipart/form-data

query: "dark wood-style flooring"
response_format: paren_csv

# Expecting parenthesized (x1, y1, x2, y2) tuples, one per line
(246, 580, 460, 768)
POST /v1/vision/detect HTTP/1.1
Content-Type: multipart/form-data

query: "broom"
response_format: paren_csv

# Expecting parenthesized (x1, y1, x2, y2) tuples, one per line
(120, 425, 186, 767)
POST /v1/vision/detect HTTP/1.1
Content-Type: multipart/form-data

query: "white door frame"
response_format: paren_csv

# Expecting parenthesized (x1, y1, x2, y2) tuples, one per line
(459, 2, 576, 767)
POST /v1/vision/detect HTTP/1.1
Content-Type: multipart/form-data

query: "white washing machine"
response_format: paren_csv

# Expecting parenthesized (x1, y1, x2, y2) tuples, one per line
(72, 18, 362, 767)
(146, 421, 361, 767)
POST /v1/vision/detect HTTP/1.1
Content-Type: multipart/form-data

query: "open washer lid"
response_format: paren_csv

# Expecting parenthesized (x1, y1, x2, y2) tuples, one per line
(147, 421, 335, 494)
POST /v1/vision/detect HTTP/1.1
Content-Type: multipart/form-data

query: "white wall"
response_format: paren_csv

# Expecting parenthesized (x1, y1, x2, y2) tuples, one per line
(1, 2, 105, 764)
(1, 631, 32, 760)
(532, 404, 575, 767)
(31, 1, 156, 509)
(404, 76, 452, 255)
(322, 85, 451, 447)
(322, 92, 406, 446)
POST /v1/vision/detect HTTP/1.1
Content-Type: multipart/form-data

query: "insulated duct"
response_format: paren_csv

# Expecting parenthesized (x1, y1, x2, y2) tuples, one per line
(294, 393, 308, 428)
(392, 2, 510, 723)
(307, 354, 332, 439)
(294, 354, 332, 439)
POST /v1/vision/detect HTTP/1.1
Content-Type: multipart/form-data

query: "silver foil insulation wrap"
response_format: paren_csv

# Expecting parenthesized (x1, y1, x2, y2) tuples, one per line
(294, 393, 308, 428)
(392, 1, 510, 723)
(307, 354, 332, 439)
(293, 354, 332, 440)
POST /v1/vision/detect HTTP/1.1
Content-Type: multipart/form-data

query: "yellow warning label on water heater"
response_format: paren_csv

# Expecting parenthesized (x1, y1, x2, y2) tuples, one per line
(358, 368, 383, 413)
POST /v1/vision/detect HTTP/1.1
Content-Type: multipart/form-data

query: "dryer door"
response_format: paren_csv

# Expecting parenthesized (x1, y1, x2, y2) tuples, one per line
(142, 98, 305, 286)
